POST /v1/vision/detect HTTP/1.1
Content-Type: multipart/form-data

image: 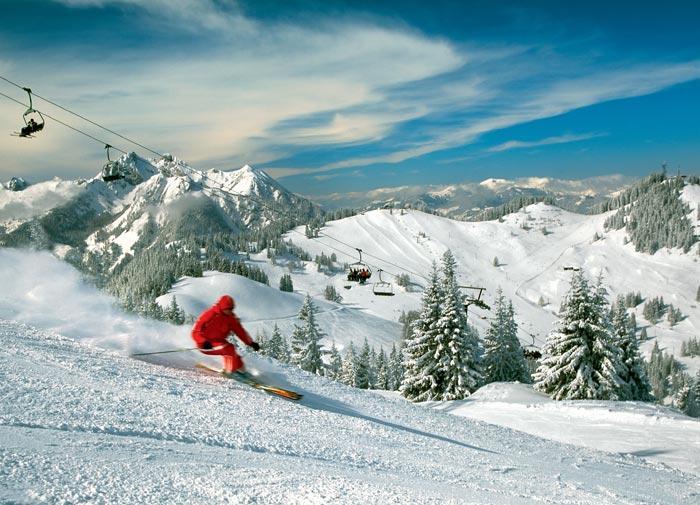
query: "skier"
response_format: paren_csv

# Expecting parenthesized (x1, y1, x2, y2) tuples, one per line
(191, 295, 260, 375)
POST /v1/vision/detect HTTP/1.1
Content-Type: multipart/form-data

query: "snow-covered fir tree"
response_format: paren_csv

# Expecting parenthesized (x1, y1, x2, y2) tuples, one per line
(354, 339, 373, 389)
(375, 348, 389, 390)
(326, 341, 343, 380)
(534, 271, 626, 400)
(401, 252, 482, 402)
(290, 294, 324, 375)
(279, 273, 294, 292)
(387, 343, 403, 391)
(611, 296, 652, 401)
(165, 296, 186, 325)
(340, 342, 357, 386)
(263, 324, 290, 363)
(483, 289, 530, 384)
(434, 250, 482, 399)
(400, 263, 444, 401)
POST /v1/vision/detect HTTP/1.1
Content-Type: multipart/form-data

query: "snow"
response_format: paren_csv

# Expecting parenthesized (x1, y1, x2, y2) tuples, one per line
(2, 316, 700, 504)
(1, 247, 700, 502)
(157, 271, 402, 352)
(281, 205, 699, 372)
(431, 382, 700, 475)
(0, 178, 83, 227)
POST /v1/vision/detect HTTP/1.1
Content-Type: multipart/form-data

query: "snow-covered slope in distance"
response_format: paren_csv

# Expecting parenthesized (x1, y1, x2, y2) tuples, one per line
(281, 197, 699, 370)
(157, 271, 401, 352)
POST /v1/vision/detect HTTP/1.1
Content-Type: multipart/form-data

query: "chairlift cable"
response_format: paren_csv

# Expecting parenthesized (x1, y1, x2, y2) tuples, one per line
(0, 90, 128, 153)
(0, 74, 162, 158)
(0, 79, 443, 287)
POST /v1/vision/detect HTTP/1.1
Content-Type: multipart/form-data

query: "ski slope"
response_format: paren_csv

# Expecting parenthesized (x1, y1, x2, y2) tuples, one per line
(3, 317, 700, 504)
(1, 248, 699, 502)
(280, 201, 699, 371)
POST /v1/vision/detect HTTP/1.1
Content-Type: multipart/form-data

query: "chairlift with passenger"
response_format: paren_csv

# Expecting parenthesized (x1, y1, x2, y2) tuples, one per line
(522, 334, 542, 360)
(101, 145, 122, 182)
(372, 269, 394, 296)
(12, 88, 45, 138)
(346, 248, 372, 284)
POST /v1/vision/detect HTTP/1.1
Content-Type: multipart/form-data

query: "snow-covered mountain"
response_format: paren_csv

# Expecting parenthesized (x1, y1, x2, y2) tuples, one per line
(0, 153, 319, 267)
(310, 173, 635, 218)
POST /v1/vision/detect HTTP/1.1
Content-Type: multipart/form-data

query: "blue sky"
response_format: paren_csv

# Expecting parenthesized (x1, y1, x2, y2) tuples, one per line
(0, 0, 698, 195)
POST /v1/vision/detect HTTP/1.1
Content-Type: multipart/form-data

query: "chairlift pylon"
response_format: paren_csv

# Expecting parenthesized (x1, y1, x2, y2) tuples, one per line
(372, 269, 394, 296)
(12, 88, 45, 138)
(101, 144, 122, 182)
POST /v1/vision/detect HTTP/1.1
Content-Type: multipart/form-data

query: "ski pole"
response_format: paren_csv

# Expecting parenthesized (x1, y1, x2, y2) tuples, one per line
(131, 344, 228, 357)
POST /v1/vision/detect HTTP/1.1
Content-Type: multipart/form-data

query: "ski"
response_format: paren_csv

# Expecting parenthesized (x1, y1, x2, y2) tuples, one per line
(195, 363, 303, 401)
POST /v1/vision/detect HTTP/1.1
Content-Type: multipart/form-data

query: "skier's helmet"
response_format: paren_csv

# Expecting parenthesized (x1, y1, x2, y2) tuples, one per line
(217, 295, 235, 311)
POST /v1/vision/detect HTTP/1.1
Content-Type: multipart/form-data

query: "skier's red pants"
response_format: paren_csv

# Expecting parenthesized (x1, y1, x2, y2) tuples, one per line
(200, 343, 243, 373)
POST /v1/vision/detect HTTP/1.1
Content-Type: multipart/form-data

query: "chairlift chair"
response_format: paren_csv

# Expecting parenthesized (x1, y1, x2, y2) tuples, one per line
(372, 269, 394, 296)
(13, 88, 45, 138)
(522, 334, 542, 360)
(346, 248, 372, 284)
(101, 145, 122, 182)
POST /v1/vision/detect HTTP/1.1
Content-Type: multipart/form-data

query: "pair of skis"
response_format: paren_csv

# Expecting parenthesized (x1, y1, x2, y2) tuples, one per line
(195, 363, 303, 401)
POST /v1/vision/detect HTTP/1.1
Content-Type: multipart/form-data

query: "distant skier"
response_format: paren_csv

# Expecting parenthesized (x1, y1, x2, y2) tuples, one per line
(191, 295, 260, 374)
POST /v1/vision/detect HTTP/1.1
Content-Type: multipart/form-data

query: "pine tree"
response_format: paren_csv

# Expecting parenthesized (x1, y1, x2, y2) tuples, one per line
(264, 324, 290, 363)
(400, 263, 444, 401)
(290, 295, 324, 375)
(375, 348, 389, 390)
(368, 346, 378, 389)
(165, 296, 186, 325)
(341, 342, 357, 386)
(534, 271, 626, 400)
(387, 343, 403, 391)
(326, 341, 342, 380)
(687, 371, 700, 417)
(611, 296, 652, 400)
(355, 338, 372, 389)
(434, 250, 482, 399)
(483, 289, 530, 384)
(279, 273, 294, 292)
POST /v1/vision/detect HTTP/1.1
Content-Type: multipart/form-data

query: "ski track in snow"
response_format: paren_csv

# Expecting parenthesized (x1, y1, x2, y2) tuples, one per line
(2, 319, 699, 504)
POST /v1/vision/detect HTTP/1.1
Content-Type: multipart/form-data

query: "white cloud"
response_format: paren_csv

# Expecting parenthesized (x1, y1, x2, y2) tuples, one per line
(53, 0, 254, 32)
(4, 2, 700, 182)
(318, 59, 700, 170)
(488, 132, 605, 152)
(0, 10, 464, 180)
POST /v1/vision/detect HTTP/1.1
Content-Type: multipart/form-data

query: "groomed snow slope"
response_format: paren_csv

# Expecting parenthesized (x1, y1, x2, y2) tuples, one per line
(430, 382, 700, 476)
(1, 247, 699, 503)
(3, 319, 700, 504)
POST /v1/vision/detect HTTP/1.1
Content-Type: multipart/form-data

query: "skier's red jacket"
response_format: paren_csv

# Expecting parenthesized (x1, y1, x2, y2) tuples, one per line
(192, 295, 253, 348)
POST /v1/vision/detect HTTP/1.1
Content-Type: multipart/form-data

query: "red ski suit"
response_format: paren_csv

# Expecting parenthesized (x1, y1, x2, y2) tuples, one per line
(191, 295, 253, 373)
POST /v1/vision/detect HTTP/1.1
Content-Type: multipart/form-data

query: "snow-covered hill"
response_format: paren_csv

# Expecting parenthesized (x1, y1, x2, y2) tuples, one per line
(430, 382, 700, 475)
(275, 194, 699, 371)
(156, 271, 402, 351)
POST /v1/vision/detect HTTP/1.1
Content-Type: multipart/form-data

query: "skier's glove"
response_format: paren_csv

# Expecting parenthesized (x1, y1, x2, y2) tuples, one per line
(202, 341, 213, 350)
(250, 341, 260, 352)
